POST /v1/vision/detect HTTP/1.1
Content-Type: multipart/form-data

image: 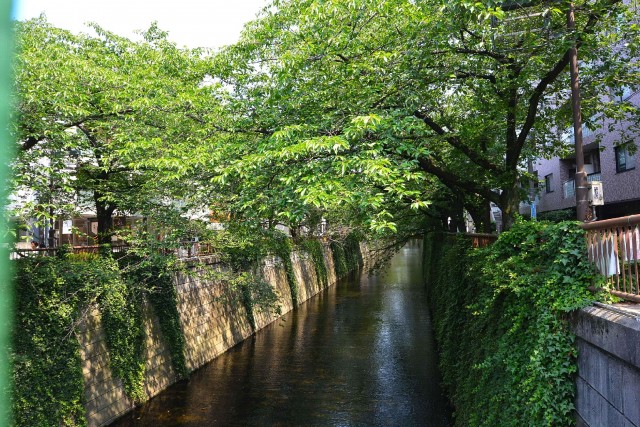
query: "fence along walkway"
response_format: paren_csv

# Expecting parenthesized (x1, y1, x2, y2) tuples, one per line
(9, 241, 216, 260)
(582, 214, 640, 303)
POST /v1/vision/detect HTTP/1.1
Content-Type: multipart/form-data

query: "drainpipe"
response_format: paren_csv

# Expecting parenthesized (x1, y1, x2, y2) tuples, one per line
(568, 2, 589, 222)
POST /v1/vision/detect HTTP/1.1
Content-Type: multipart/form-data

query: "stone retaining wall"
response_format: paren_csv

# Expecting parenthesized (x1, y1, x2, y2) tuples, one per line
(571, 304, 640, 426)
(80, 243, 370, 427)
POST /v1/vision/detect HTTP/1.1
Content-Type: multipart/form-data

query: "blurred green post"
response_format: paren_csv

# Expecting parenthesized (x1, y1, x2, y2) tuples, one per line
(0, 1, 13, 426)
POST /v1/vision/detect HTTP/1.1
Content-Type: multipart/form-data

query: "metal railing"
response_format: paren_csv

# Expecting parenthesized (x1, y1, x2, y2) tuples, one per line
(562, 172, 602, 199)
(174, 241, 217, 258)
(10, 240, 221, 260)
(10, 245, 130, 260)
(582, 214, 640, 302)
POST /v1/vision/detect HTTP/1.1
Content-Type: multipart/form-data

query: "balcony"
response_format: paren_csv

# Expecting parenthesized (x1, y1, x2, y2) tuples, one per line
(562, 173, 602, 199)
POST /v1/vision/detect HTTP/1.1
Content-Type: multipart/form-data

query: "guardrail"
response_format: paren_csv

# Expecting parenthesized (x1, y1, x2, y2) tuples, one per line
(582, 214, 640, 302)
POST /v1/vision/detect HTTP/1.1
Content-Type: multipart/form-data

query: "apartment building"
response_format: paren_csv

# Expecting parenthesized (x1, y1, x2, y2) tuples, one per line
(521, 90, 640, 220)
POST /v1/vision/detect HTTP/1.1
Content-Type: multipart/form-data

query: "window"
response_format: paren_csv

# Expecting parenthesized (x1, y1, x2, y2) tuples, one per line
(545, 173, 554, 193)
(615, 144, 636, 173)
(610, 85, 635, 102)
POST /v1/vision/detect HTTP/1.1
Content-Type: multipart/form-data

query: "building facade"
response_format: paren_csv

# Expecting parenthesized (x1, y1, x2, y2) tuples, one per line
(521, 90, 640, 220)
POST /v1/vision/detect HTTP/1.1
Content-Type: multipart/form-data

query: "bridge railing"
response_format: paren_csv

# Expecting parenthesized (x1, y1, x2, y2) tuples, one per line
(581, 214, 640, 302)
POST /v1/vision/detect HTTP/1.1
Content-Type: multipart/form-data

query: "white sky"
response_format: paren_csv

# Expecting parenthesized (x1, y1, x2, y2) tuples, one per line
(12, 0, 269, 49)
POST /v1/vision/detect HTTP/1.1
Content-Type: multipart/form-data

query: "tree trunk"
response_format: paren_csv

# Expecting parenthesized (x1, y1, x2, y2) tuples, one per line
(499, 184, 521, 231)
(94, 193, 116, 245)
(466, 198, 492, 233)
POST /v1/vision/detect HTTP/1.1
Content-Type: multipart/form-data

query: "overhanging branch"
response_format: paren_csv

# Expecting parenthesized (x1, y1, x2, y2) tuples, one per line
(414, 110, 502, 174)
(417, 155, 500, 203)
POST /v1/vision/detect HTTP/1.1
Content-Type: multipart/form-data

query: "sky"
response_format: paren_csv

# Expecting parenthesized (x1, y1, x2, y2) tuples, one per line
(12, 0, 269, 49)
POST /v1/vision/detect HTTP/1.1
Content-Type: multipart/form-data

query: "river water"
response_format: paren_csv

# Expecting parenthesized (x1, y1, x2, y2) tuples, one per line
(111, 241, 451, 426)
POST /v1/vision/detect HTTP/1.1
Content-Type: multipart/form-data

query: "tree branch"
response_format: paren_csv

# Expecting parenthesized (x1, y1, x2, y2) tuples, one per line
(20, 136, 45, 152)
(514, 4, 618, 163)
(414, 110, 502, 173)
(19, 109, 134, 152)
(417, 155, 499, 203)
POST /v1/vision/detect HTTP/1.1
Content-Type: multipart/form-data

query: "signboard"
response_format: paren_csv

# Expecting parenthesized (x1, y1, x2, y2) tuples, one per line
(588, 181, 604, 206)
(90, 221, 98, 235)
(530, 203, 537, 220)
(62, 220, 73, 235)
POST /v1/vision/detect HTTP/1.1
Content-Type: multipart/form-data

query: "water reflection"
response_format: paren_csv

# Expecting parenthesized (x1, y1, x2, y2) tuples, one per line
(111, 241, 451, 426)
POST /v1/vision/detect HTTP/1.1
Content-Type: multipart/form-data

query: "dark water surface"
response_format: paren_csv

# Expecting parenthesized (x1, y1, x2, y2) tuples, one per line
(111, 241, 451, 426)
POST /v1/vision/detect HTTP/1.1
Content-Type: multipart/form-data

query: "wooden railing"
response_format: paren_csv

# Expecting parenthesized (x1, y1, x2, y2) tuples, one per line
(466, 233, 498, 248)
(581, 214, 640, 302)
(443, 232, 498, 248)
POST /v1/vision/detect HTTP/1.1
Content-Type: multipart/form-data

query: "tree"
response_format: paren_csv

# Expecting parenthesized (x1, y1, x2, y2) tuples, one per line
(206, 0, 639, 231)
(12, 18, 217, 244)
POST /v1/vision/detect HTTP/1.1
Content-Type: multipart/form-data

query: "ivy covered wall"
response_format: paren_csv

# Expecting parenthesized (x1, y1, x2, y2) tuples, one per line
(10, 233, 365, 427)
(424, 221, 607, 426)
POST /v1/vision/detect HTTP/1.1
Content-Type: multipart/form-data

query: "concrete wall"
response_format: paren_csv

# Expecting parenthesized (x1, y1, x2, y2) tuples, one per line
(79, 243, 368, 427)
(571, 304, 640, 427)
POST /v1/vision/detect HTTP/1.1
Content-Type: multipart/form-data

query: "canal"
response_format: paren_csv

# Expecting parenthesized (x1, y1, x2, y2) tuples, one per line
(111, 241, 452, 426)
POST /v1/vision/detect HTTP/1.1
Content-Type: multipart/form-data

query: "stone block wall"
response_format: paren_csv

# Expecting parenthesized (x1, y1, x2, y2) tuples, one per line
(80, 243, 363, 427)
(571, 304, 640, 427)
(79, 299, 179, 427)
(79, 306, 132, 427)
(175, 258, 253, 372)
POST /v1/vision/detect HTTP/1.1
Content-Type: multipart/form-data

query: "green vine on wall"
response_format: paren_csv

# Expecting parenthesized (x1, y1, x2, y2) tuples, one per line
(11, 229, 359, 426)
(11, 249, 146, 426)
(123, 253, 188, 379)
(330, 240, 348, 277)
(11, 249, 182, 426)
(146, 267, 188, 378)
(425, 221, 608, 426)
(270, 233, 298, 305)
(344, 233, 363, 271)
(301, 238, 328, 287)
(99, 268, 147, 404)
(330, 232, 363, 278)
(12, 255, 88, 427)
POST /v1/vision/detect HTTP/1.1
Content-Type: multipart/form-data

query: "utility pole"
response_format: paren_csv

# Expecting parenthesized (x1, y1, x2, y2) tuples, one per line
(567, 2, 589, 222)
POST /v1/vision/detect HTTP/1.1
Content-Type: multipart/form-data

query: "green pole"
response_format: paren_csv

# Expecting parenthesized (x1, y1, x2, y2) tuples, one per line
(0, 1, 13, 426)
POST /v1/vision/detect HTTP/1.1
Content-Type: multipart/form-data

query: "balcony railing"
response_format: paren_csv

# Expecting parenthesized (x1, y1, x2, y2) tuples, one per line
(562, 172, 602, 199)
(582, 214, 640, 302)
